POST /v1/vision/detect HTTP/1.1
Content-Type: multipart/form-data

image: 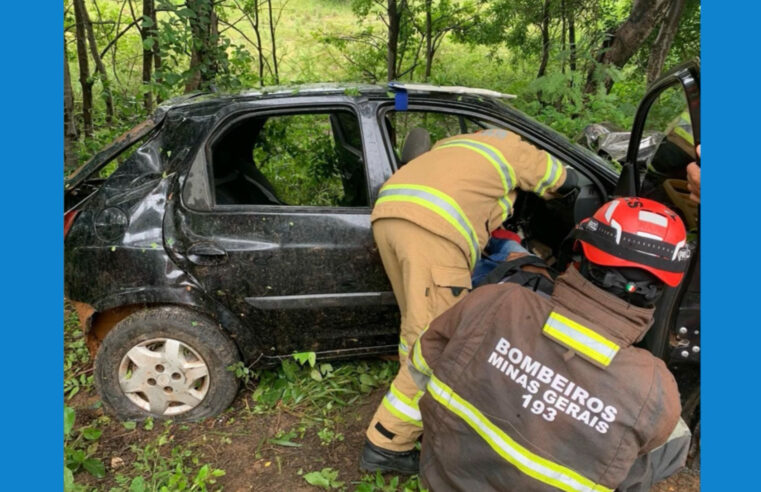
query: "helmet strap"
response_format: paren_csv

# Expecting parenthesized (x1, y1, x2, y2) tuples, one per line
(581, 258, 663, 307)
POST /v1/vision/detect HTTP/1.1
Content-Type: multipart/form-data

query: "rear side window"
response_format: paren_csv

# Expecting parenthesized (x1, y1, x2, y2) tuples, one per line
(210, 110, 368, 208)
(383, 110, 492, 167)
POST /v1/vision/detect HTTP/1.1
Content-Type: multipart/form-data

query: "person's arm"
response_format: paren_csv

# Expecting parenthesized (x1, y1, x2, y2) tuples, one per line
(686, 144, 701, 204)
(499, 133, 578, 198)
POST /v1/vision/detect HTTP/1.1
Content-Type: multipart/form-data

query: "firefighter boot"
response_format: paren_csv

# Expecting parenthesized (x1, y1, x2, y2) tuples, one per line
(359, 439, 420, 475)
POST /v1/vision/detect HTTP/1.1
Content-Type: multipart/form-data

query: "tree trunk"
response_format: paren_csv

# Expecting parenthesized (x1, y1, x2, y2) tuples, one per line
(142, 0, 155, 112)
(152, 2, 163, 105)
(267, 0, 279, 84)
(73, 0, 93, 137)
(536, 0, 551, 78)
(83, 2, 114, 124)
(646, 0, 686, 84)
(64, 40, 79, 172)
(424, 0, 433, 81)
(584, 0, 670, 94)
(387, 0, 399, 81)
(561, 0, 566, 74)
(185, 0, 218, 93)
(568, 6, 576, 72)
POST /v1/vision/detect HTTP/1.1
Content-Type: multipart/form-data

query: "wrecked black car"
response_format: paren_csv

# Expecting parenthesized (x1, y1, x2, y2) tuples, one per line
(65, 62, 700, 425)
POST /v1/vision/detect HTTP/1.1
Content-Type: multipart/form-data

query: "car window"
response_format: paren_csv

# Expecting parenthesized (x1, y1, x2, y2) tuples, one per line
(210, 110, 368, 207)
(384, 110, 491, 165)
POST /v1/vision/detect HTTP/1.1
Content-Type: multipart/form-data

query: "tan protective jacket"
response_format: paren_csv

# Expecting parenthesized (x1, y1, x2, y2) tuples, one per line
(409, 267, 681, 492)
(371, 130, 568, 269)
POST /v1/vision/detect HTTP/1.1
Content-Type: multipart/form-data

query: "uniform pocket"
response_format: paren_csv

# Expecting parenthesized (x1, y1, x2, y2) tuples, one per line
(430, 265, 472, 317)
(431, 265, 472, 291)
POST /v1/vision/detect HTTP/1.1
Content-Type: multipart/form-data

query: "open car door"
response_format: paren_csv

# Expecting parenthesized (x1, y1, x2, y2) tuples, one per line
(616, 59, 700, 465)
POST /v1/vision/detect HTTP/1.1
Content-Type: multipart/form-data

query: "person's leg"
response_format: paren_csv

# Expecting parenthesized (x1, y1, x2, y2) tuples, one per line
(617, 418, 691, 492)
(365, 219, 471, 455)
(372, 219, 409, 359)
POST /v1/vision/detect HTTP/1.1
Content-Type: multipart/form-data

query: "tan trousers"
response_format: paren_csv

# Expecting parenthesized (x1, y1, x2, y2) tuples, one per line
(366, 218, 472, 451)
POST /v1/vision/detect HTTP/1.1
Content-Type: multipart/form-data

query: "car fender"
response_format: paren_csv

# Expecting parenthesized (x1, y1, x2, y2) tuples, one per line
(82, 286, 263, 364)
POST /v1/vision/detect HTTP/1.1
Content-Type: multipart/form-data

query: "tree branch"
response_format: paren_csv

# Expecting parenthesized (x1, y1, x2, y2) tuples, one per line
(99, 18, 140, 58)
(218, 18, 260, 49)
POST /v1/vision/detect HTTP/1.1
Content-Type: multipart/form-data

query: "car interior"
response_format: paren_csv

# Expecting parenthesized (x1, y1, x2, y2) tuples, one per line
(211, 118, 284, 206)
(382, 108, 606, 270)
(210, 110, 369, 208)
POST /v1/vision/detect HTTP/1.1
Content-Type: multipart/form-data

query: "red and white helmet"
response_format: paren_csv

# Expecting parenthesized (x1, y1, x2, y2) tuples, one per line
(572, 197, 690, 287)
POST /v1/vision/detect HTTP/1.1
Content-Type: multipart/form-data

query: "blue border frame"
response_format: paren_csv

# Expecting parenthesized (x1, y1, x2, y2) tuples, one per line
(0, 1, 744, 490)
(701, 1, 756, 490)
(1, 2, 61, 490)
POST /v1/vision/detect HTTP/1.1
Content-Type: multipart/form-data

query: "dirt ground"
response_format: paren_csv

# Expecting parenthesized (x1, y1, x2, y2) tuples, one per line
(70, 379, 699, 491)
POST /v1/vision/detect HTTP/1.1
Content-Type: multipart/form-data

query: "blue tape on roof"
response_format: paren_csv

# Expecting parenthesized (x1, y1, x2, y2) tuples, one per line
(395, 91, 408, 111)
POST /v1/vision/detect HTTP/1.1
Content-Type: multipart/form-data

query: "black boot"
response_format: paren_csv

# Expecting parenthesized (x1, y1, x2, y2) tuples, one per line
(359, 439, 420, 475)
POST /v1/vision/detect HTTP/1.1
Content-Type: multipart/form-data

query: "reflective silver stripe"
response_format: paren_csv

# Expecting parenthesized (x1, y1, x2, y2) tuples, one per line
(377, 186, 480, 264)
(412, 338, 432, 376)
(437, 139, 514, 191)
(399, 337, 410, 357)
(499, 196, 512, 217)
(543, 312, 619, 366)
(383, 388, 422, 424)
(427, 375, 611, 492)
(536, 154, 562, 196)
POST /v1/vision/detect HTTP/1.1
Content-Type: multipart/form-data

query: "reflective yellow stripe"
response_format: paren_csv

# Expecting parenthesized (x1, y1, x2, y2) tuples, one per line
(411, 336, 433, 376)
(535, 154, 563, 197)
(437, 140, 515, 191)
(543, 312, 619, 367)
(398, 336, 410, 358)
(377, 184, 479, 268)
(436, 138, 516, 221)
(382, 383, 422, 426)
(427, 375, 612, 492)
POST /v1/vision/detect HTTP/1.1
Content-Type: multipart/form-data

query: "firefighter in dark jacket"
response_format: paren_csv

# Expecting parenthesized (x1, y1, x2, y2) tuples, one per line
(408, 197, 692, 492)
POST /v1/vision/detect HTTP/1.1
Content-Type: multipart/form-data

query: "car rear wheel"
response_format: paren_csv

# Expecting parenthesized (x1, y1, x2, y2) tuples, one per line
(94, 306, 240, 421)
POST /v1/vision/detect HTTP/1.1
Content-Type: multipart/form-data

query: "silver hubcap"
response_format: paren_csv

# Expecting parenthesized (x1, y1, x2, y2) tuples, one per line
(118, 338, 210, 416)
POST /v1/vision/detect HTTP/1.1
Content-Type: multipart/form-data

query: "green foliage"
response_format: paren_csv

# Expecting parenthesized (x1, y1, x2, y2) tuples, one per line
(317, 423, 344, 446)
(64, 305, 93, 399)
(255, 114, 346, 206)
(64, 406, 107, 483)
(111, 425, 225, 492)
(249, 358, 396, 415)
(355, 471, 425, 492)
(293, 351, 317, 368)
(227, 360, 256, 387)
(303, 467, 345, 490)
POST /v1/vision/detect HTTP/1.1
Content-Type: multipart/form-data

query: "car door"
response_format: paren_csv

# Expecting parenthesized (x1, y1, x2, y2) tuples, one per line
(616, 60, 700, 413)
(168, 99, 398, 359)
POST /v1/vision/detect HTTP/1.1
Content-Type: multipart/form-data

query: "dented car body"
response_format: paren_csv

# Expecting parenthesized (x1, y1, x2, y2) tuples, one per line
(65, 65, 700, 421)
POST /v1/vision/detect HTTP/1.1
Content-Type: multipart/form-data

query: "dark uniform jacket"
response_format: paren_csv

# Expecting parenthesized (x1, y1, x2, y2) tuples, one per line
(408, 266, 682, 492)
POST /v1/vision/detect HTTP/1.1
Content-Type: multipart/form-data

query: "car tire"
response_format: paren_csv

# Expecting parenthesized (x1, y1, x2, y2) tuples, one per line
(94, 306, 240, 421)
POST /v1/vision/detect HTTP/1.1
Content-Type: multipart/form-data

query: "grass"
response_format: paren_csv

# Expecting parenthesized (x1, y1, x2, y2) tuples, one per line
(64, 301, 94, 400)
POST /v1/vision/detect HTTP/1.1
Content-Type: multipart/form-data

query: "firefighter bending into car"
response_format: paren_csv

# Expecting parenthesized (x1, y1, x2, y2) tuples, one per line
(408, 197, 692, 491)
(360, 129, 580, 473)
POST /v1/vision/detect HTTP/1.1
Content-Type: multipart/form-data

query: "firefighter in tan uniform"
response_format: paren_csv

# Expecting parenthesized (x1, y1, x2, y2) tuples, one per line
(360, 129, 580, 473)
(409, 197, 692, 491)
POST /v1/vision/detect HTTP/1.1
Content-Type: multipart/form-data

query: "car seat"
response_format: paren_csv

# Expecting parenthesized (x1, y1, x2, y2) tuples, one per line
(399, 127, 432, 166)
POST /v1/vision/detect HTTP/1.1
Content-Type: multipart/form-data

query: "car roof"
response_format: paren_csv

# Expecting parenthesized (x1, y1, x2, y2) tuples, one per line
(156, 82, 514, 114)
